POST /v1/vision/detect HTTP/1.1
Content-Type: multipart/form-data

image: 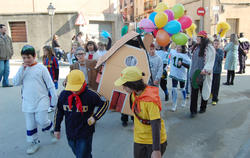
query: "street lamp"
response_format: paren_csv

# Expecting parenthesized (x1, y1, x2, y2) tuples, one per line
(47, 3, 55, 42)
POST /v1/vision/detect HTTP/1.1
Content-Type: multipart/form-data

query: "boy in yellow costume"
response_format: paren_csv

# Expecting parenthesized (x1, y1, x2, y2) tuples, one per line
(114, 66, 167, 158)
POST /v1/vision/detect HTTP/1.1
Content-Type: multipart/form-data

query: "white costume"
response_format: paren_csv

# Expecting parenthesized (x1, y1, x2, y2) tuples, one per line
(13, 63, 58, 142)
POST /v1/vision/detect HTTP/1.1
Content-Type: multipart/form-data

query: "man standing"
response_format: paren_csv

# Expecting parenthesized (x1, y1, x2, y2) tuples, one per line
(0, 24, 13, 87)
(237, 32, 249, 74)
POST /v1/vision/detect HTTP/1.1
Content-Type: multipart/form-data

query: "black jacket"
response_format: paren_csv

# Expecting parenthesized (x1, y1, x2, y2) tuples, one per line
(54, 88, 109, 140)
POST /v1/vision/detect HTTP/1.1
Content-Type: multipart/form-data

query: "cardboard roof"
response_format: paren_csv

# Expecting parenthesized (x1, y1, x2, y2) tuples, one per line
(95, 31, 139, 68)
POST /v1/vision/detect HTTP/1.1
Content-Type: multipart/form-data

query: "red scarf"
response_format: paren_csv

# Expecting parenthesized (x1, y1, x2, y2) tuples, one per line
(132, 86, 162, 113)
(68, 82, 87, 114)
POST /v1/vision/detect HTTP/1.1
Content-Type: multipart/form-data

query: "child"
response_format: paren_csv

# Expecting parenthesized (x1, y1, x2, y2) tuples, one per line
(114, 66, 167, 158)
(148, 43, 163, 87)
(156, 44, 170, 101)
(67, 42, 79, 65)
(85, 41, 100, 61)
(13, 45, 58, 155)
(169, 45, 191, 112)
(43, 45, 59, 112)
(211, 39, 224, 105)
(54, 70, 108, 158)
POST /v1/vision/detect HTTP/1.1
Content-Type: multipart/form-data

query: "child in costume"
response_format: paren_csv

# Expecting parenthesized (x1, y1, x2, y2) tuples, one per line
(114, 66, 167, 158)
(169, 45, 191, 111)
(13, 45, 58, 155)
(43, 45, 59, 112)
(54, 70, 109, 158)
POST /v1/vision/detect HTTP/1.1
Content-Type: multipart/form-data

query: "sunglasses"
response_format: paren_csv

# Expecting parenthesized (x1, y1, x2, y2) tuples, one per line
(76, 53, 85, 56)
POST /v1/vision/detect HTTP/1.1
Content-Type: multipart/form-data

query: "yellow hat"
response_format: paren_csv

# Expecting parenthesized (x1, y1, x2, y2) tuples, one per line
(65, 70, 85, 91)
(114, 66, 143, 86)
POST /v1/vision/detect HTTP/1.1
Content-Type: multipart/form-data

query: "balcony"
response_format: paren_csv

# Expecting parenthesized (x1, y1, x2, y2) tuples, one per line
(144, 0, 153, 11)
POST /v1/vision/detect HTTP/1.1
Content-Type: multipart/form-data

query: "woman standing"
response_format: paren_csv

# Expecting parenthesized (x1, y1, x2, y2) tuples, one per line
(52, 34, 64, 61)
(223, 34, 239, 85)
(189, 31, 215, 118)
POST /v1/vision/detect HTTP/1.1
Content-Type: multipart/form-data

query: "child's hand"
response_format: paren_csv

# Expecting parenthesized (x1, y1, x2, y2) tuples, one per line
(87, 116, 96, 126)
(54, 131, 60, 140)
(151, 151, 161, 158)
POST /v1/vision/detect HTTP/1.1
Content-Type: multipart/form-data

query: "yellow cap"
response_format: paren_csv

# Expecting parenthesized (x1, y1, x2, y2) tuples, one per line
(65, 70, 85, 91)
(114, 66, 143, 86)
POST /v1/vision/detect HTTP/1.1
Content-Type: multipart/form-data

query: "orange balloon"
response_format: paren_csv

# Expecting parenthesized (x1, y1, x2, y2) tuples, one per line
(156, 30, 170, 46)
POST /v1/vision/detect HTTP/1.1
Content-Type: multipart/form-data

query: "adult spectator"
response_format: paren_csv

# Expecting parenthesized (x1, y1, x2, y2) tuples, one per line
(237, 32, 249, 74)
(52, 34, 64, 61)
(223, 34, 239, 85)
(0, 24, 13, 87)
(189, 31, 215, 118)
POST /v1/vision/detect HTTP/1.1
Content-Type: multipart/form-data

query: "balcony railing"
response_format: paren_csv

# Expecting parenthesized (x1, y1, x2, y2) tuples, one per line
(144, 0, 153, 11)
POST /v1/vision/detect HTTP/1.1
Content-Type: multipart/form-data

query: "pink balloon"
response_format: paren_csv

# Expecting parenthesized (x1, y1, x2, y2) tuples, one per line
(178, 16, 192, 30)
(164, 9, 174, 22)
(139, 19, 155, 32)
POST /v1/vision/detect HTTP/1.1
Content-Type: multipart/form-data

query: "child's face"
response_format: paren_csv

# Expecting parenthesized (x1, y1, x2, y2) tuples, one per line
(72, 44, 78, 51)
(43, 48, 48, 56)
(176, 45, 182, 53)
(87, 44, 94, 51)
(149, 47, 155, 56)
(76, 51, 86, 62)
(122, 86, 133, 94)
(22, 54, 36, 66)
(213, 41, 220, 49)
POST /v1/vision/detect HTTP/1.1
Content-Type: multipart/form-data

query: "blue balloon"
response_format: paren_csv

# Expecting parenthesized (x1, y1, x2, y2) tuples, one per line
(101, 30, 111, 38)
(163, 20, 181, 35)
(149, 12, 157, 25)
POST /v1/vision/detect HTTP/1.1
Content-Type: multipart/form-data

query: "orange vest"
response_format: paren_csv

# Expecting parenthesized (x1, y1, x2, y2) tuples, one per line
(132, 86, 162, 113)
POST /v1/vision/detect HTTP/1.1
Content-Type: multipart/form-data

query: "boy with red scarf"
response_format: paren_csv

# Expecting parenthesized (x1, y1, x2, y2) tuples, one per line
(114, 66, 167, 158)
(54, 70, 108, 158)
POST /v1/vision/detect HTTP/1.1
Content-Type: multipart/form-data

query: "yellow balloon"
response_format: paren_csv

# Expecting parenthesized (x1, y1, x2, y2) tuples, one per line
(217, 22, 231, 37)
(155, 2, 168, 12)
(186, 23, 197, 37)
(155, 12, 168, 28)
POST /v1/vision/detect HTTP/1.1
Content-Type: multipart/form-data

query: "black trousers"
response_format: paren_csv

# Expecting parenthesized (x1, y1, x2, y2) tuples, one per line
(226, 70, 235, 84)
(238, 54, 246, 72)
(211, 73, 221, 102)
(190, 84, 208, 114)
(134, 141, 167, 158)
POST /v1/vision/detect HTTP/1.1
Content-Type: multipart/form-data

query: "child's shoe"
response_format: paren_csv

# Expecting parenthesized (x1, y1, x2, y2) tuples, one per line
(26, 140, 40, 155)
(50, 131, 58, 144)
(48, 106, 55, 113)
(171, 104, 177, 112)
(212, 101, 217, 106)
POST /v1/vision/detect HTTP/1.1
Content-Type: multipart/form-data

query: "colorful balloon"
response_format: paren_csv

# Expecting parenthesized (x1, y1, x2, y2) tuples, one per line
(149, 12, 157, 25)
(101, 30, 111, 38)
(178, 16, 192, 30)
(163, 20, 181, 34)
(186, 23, 197, 37)
(164, 9, 174, 22)
(217, 22, 231, 37)
(171, 32, 188, 45)
(139, 19, 155, 33)
(153, 29, 159, 38)
(156, 30, 170, 47)
(121, 25, 128, 36)
(172, 4, 185, 19)
(155, 12, 168, 29)
(155, 2, 168, 12)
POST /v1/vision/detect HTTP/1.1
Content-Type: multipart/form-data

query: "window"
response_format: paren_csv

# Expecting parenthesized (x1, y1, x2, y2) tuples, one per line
(9, 21, 27, 42)
(226, 18, 239, 38)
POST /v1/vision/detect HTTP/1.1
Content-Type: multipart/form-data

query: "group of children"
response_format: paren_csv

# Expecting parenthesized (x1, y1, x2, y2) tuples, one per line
(12, 30, 226, 158)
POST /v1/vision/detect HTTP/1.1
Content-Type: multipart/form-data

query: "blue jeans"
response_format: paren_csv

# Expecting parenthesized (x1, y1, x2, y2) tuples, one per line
(68, 135, 93, 158)
(0, 60, 10, 86)
(185, 70, 190, 94)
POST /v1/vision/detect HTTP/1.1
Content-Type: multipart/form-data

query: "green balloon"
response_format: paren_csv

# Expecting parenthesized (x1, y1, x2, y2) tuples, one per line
(172, 4, 185, 19)
(136, 27, 144, 34)
(121, 25, 128, 36)
(171, 32, 188, 45)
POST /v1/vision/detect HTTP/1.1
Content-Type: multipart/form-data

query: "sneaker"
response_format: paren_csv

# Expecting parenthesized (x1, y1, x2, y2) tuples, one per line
(212, 101, 217, 106)
(186, 94, 190, 99)
(223, 82, 230, 85)
(48, 107, 54, 113)
(50, 131, 58, 144)
(181, 102, 186, 108)
(26, 140, 40, 155)
(199, 109, 206, 114)
(171, 105, 177, 112)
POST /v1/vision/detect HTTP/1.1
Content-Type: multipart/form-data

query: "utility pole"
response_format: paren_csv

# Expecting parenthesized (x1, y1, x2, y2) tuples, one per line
(200, 0, 205, 31)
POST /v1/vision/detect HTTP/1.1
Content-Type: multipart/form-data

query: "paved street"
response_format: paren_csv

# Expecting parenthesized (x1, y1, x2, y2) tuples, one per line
(0, 63, 250, 158)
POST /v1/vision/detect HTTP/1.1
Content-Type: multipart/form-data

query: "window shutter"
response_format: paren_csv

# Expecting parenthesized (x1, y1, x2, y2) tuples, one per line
(9, 22, 27, 42)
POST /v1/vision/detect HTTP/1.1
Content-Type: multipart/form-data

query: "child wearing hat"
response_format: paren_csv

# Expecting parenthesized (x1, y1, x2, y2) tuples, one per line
(54, 70, 109, 158)
(114, 66, 167, 158)
(13, 45, 58, 155)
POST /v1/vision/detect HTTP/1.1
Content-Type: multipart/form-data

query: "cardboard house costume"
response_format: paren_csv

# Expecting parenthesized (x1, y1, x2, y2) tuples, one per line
(95, 31, 151, 115)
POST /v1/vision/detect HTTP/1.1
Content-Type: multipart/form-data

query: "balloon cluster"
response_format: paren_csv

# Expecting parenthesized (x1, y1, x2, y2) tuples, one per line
(139, 2, 194, 46)
(216, 22, 231, 38)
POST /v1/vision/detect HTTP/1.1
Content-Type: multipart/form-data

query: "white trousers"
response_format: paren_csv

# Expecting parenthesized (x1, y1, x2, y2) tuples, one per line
(24, 111, 52, 142)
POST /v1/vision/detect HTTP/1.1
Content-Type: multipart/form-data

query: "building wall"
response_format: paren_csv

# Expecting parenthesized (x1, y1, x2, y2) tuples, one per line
(0, 0, 123, 59)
